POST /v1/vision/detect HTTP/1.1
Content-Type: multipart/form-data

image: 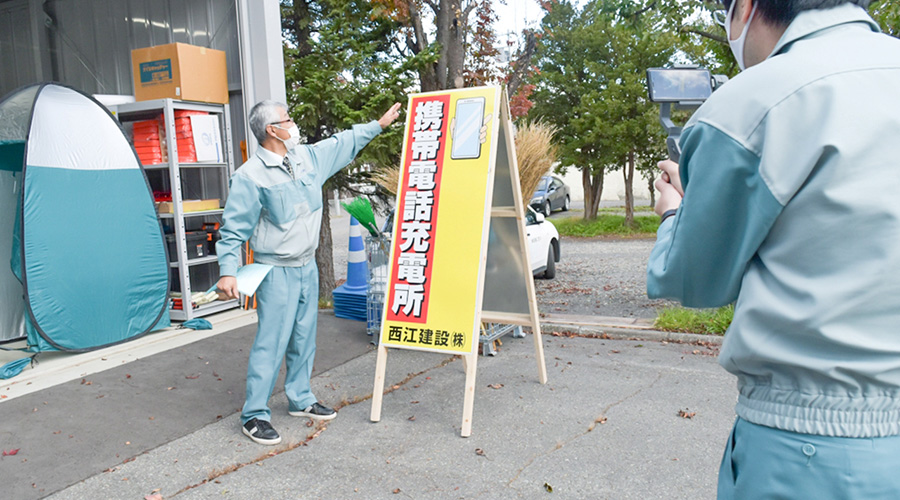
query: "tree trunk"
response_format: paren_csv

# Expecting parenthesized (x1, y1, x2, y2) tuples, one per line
(507, 31, 536, 97)
(647, 170, 656, 207)
(624, 151, 635, 228)
(409, 0, 438, 91)
(582, 167, 604, 220)
(290, 0, 313, 58)
(446, 0, 467, 88)
(316, 186, 336, 302)
(434, 1, 450, 89)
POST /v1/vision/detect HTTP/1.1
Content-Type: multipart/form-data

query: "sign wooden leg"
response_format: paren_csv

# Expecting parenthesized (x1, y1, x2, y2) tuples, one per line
(461, 352, 478, 437)
(532, 322, 548, 384)
(370, 344, 389, 422)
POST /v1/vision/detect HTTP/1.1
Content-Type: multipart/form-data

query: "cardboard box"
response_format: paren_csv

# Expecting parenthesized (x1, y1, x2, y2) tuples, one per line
(131, 43, 228, 104)
(157, 199, 220, 214)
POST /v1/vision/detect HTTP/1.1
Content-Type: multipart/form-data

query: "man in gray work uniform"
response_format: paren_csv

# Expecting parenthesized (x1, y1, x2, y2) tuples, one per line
(216, 100, 401, 445)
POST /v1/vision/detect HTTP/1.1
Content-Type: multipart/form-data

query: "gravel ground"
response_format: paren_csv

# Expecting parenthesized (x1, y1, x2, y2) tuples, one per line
(332, 207, 675, 320)
(533, 236, 676, 319)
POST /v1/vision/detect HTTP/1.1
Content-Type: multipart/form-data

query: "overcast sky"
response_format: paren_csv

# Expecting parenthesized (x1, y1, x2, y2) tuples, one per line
(493, 0, 543, 42)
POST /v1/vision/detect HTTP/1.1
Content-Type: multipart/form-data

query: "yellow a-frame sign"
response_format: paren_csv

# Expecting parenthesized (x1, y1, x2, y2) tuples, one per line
(370, 86, 547, 437)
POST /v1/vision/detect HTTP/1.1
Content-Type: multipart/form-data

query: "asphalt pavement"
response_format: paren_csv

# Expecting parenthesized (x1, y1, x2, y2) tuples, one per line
(0, 198, 743, 499)
(40, 327, 732, 500)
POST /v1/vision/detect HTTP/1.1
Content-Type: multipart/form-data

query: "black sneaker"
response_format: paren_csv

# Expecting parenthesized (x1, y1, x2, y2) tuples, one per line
(289, 402, 337, 421)
(242, 418, 281, 445)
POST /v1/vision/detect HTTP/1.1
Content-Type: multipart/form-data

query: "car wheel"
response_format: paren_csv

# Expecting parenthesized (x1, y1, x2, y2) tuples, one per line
(543, 245, 556, 279)
(542, 201, 552, 217)
(562, 195, 570, 211)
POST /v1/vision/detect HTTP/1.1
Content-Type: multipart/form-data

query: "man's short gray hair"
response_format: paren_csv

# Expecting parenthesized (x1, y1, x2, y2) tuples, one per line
(248, 100, 287, 144)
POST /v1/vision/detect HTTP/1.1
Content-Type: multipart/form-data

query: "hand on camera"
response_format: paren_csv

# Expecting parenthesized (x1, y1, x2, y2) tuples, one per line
(654, 159, 683, 216)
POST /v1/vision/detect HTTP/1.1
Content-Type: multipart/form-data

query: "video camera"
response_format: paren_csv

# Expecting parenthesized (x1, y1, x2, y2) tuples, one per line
(646, 67, 728, 163)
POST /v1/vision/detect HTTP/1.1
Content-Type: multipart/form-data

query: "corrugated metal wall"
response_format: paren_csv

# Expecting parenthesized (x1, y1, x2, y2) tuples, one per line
(0, 0, 40, 92)
(0, 0, 246, 159)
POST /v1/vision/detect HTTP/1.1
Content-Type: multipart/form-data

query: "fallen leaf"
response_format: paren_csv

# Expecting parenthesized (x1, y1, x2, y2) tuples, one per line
(408, 416, 416, 421)
(610, 350, 620, 354)
(410, 400, 419, 404)
(678, 409, 697, 419)
(475, 448, 485, 456)
(544, 482, 553, 492)
(122, 477, 129, 481)
(186, 374, 200, 379)
(597, 416, 608, 424)
(80, 379, 92, 385)
(392, 488, 401, 494)
(126, 374, 132, 379)
(151, 488, 161, 493)
(166, 387, 175, 391)
(125, 441, 131, 445)
(144, 494, 163, 500)
(487, 384, 504, 390)
(1, 395, 7, 399)
(53, 430, 61, 435)
(149, 417, 155, 420)
(3, 448, 20, 456)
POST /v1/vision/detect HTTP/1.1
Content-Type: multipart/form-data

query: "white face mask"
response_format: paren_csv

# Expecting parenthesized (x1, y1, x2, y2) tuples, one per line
(273, 124, 301, 150)
(725, 0, 758, 71)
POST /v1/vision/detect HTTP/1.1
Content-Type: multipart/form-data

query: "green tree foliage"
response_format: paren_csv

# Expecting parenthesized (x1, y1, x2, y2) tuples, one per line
(530, 0, 676, 221)
(870, 0, 900, 37)
(281, 0, 413, 297)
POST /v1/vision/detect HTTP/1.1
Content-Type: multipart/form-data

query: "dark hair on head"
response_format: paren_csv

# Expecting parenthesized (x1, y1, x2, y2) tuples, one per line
(723, 0, 871, 26)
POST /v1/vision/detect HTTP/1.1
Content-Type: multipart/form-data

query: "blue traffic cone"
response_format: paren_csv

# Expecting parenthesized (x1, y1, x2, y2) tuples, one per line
(333, 216, 368, 321)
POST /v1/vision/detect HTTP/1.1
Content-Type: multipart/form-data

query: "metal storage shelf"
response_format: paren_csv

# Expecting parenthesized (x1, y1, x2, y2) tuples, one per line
(144, 162, 228, 170)
(169, 299, 240, 321)
(158, 209, 224, 219)
(116, 98, 236, 322)
(169, 255, 219, 268)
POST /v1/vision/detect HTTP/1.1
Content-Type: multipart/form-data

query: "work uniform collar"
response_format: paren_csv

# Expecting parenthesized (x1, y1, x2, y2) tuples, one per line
(256, 146, 288, 168)
(769, 3, 880, 58)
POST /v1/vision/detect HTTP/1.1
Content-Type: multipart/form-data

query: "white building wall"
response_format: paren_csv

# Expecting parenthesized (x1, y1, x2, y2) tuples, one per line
(558, 166, 653, 202)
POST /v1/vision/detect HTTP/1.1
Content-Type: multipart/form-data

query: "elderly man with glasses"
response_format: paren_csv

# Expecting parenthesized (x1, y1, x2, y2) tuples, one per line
(647, 0, 900, 497)
(216, 100, 401, 445)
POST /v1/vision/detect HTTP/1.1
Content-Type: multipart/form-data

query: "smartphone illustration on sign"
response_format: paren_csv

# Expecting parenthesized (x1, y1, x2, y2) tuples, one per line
(451, 97, 485, 160)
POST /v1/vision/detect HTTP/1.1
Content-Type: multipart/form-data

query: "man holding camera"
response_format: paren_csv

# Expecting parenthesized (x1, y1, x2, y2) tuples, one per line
(648, 0, 900, 497)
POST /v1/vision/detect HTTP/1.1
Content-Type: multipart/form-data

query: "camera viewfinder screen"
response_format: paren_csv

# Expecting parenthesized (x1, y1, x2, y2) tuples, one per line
(647, 68, 713, 103)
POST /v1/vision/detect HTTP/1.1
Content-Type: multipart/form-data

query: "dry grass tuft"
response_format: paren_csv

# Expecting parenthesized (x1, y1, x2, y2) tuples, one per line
(515, 121, 559, 201)
(373, 120, 558, 202)
(372, 164, 401, 197)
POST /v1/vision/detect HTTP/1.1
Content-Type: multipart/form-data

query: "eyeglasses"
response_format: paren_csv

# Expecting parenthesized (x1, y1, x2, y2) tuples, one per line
(713, 0, 733, 28)
(269, 118, 294, 126)
(713, 9, 728, 27)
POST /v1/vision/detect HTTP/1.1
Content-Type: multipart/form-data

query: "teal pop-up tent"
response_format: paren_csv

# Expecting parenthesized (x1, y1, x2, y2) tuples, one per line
(0, 83, 169, 355)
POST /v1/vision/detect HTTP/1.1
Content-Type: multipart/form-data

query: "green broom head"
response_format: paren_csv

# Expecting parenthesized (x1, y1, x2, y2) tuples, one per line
(341, 196, 380, 237)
